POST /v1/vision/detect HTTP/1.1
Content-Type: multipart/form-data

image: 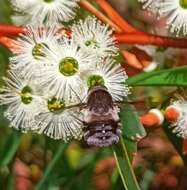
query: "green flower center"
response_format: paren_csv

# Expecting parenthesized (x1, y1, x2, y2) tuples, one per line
(87, 75, 105, 87)
(32, 43, 48, 59)
(48, 97, 65, 112)
(180, 0, 187, 8)
(85, 39, 99, 48)
(43, 0, 54, 3)
(20, 86, 33, 104)
(59, 57, 79, 76)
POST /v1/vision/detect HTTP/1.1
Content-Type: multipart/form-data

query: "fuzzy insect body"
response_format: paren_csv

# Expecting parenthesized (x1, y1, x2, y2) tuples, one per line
(83, 86, 121, 147)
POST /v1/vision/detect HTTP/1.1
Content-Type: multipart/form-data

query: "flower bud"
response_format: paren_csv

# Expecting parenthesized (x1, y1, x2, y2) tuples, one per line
(165, 105, 181, 123)
(141, 109, 164, 127)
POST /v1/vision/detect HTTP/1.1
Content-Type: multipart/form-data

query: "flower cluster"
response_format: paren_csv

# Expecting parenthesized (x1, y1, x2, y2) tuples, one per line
(138, 0, 187, 35)
(0, 16, 129, 141)
(10, 0, 79, 25)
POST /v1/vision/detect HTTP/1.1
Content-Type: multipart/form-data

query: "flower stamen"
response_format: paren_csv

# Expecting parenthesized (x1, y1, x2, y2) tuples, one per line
(20, 86, 33, 104)
(87, 74, 105, 87)
(48, 97, 65, 112)
(180, 0, 187, 9)
(32, 43, 48, 59)
(59, 57, 79, 76)
(43, 0, 54, 3)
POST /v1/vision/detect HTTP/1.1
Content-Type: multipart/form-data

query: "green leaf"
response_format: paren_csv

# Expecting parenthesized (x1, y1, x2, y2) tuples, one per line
(123, 138, 137, 163)
(119, 104, 146, 141)
(36, 144, 68, 190)
(0, 1, 12, 24)
(127, 66, 187, 86)
(65, 150, 103, 190)
(140, 170, 154, 190)
(113, 104, 147, 189)
(0, 131, 21, 167)
(112, 139, 141, 190)
(119, 104, 146, 162)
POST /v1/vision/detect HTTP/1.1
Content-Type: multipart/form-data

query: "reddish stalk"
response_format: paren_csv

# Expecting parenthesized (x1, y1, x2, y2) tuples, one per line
(0, 36, 16, 51)
(1, 24, 187, 49)
(96, 0, 142, 34)
(79, 0, 122, 32)
(0, 25, 26, 37)
(115, 33, 187, 49)
(122, 50, 143, 70)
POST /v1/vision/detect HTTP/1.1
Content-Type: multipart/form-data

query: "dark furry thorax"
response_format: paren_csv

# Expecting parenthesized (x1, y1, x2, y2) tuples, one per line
(83, 86, 121, 147)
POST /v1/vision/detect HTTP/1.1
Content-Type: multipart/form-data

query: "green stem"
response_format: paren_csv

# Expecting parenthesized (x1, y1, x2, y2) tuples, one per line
(112, 139, 141, 190)
(36, 144, 68, 190)
(0, 131, 21, 167)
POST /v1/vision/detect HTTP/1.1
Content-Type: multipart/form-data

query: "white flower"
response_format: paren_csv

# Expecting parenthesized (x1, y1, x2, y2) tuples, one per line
(11, 14, 33, 26)
(158, 0, 187, 35)
(35, 96, 84, 141)
(39, 38, 95, 103)
(10, 0, 79, 25)
(138, 0, 161, 14)
(84, 58, 129, 101)
(0, 70, 43, 131)
(10, 0, 38, 11)
(10, 25, 60, 79)
(169, 100, 187, 138)
(72, 17, 118, 58)
(138, 0, 187, 35)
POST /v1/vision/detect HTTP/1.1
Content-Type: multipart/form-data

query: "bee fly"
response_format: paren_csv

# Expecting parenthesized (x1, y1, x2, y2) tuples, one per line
(83, 85, 121, 147)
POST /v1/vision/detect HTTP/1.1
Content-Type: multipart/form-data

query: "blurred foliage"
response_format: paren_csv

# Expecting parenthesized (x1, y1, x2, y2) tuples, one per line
(0, 1, 187, 190)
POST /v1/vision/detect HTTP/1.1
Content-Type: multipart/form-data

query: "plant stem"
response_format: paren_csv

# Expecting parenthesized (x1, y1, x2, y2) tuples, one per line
(0, 131, 21, 167)
(0, 36, 16, 51)
(36, 144, 68, 190)
(79, 0, 122, 32)
(116, 33, 187, 48)
(96, 0, 141, 33)
(0, 25, 25, 36)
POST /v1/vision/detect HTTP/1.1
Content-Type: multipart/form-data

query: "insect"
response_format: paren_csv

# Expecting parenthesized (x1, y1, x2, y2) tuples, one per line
(82, 85, 121, 147)
(69, 84, 144, 147)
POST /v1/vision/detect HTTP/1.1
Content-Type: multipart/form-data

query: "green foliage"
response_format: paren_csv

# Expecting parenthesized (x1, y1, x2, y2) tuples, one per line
(127, 66, 187, 86)
(36, 144, 68, 190)
(0, 0, 12, 24)
(111, 104, 147, 189)
(140, 170, 155, 190)
(120, 104, 146, 141)
(0, 131, 21, 167)
(119, 104, 146, 163)
(0, 0, 11, 83)
(113, 140, 141, 190)
(0, 1, 187, 190)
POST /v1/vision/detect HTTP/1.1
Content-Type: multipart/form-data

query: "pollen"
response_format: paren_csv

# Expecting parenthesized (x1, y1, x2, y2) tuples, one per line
(32, 43, 47, 59)
(48, 97, 65, 112)
(59, 57, 79, 76)
(87, 75, 105, 87)
(20, 86, 33, 104)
